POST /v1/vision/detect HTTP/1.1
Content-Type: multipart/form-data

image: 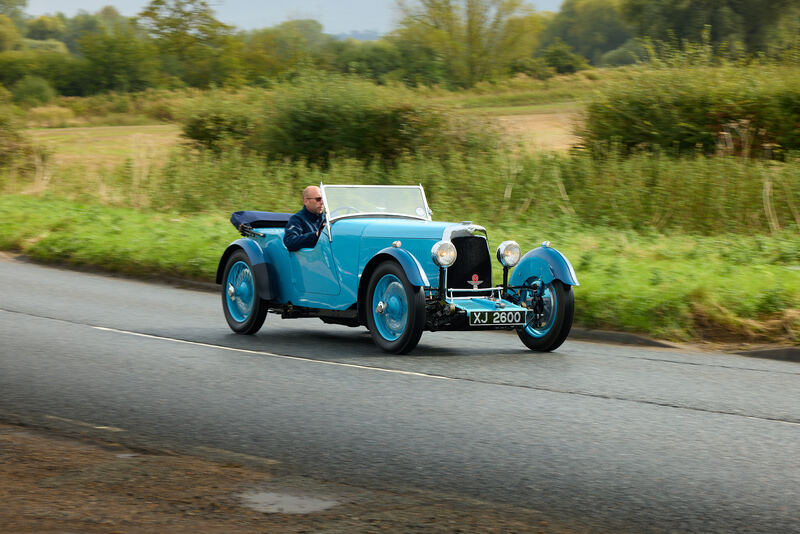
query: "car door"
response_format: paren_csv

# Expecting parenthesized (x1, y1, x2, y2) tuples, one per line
(288, 234, 341, 297)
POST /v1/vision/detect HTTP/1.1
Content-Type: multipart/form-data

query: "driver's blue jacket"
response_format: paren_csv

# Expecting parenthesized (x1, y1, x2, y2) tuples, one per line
(283, 206, 323, 251)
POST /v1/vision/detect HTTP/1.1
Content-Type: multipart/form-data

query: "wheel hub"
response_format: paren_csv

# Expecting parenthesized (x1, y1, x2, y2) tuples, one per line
(385, 296, 401, 316)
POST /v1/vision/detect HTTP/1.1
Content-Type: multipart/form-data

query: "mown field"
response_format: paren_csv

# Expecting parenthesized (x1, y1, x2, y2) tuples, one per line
(28, 124, 181, 169)
(2, 68, 799, 347)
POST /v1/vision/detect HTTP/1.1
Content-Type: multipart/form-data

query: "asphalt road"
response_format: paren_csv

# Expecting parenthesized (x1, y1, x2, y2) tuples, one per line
(1, 257, 798, 533)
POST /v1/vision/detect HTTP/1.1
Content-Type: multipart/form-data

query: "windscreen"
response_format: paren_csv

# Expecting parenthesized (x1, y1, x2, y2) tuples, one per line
(322, 185, 429, 221)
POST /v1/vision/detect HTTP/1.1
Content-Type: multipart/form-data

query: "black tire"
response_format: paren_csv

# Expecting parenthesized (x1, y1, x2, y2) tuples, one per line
(365, 261, 425, 354)
(517, 280, 574, 352)
(221, 250, 268, 335)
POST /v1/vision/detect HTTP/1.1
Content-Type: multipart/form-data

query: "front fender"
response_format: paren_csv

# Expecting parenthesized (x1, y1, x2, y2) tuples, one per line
(509, 245, 579, 287)
(366, 247, 430, 287)
(216, 238, 272, 300)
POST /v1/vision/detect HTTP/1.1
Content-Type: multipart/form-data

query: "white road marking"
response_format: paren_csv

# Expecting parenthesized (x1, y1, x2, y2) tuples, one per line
(92, 326, 453, 381)
(85, 326, 799, 427)
(45, 414, 126, 432)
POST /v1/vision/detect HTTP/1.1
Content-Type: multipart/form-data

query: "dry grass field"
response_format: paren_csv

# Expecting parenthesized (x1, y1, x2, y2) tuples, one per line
(495, 111, 580, 151)
(28, 124, 183, 170)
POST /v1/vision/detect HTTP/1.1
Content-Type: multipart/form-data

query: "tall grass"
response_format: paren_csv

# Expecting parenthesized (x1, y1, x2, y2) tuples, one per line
(6, 146, 797, 236)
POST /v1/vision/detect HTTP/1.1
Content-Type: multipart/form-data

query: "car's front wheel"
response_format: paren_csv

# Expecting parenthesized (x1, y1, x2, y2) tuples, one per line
(516, 279, 573, 352)
(222, 250, 268, 334)
(365, 261, 425, 354)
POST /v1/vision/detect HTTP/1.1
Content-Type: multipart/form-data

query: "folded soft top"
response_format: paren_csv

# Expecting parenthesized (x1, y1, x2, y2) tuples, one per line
(230, 211, 292, 229)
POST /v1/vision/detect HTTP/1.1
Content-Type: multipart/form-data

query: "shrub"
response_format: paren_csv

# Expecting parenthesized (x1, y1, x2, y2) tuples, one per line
(181, 75, 499, 166)
(11, 75, 56, 107)
(26, 105, 75, 127)
(0, 105, 36, 170)
(21, 38, 67, 53)
(539, 41, 590, 75)
(254, 78, 438, 166)
(580, 65, 800, 157)
(599, 39, 646, 67)
(181, 91, 260, 152)
(509, 57, 555, 80)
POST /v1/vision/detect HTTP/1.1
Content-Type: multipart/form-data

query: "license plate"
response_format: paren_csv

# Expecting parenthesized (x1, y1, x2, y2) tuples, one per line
(469, 310, 526, 326)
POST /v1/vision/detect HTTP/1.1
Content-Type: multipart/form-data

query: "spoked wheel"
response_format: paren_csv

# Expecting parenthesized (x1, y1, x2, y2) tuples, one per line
(516, 278, 574, 352)
(222, 250, 268, 334)
(365, 261, 425, 354)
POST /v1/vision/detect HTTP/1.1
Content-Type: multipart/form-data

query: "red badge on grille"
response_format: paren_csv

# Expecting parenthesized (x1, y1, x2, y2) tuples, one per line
(467, 274, 482, 288)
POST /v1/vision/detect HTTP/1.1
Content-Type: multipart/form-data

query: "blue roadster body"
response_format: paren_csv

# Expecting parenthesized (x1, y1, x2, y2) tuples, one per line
(217, 184, 578, 353)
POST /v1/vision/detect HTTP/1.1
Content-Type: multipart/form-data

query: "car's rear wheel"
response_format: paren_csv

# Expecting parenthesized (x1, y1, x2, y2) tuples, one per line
(365, 261, 425, 354)
(222, 250, 268, 334)
(516, 279, 573, 352)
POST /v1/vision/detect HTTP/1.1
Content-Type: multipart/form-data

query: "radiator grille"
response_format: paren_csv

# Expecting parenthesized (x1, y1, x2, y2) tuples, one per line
(447, 236, 492, 289)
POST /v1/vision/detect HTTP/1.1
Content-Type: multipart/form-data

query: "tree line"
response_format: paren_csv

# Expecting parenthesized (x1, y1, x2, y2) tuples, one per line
(0, 0, 799, 100)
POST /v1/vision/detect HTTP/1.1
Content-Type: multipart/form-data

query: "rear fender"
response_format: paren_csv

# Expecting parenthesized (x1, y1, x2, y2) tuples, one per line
(509, 245, 579, 287)
(357, 247, 430, 325)
(216, 238, 272, 300)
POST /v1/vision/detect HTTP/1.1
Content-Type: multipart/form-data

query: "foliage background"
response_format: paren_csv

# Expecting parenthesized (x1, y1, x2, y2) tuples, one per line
(0, 0, 798, 94)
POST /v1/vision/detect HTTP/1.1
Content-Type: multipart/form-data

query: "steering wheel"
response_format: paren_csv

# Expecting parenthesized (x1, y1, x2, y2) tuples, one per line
(330, 206, 360, 218)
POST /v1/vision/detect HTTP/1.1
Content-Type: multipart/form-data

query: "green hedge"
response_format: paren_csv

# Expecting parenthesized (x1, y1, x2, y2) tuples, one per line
(181, 75, 497, 167)
(580, 65, 800, 158)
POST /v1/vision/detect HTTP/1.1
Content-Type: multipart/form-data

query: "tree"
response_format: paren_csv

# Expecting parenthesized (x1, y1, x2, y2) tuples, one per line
(26, 15, 65, 41)
(61, 11, 104, 53)
(330, 39, 403, 83)
(0, 14, 21, 51)
(79, 21, 158, 92)
(60, 7, 133, 53)
(538, 0, 631, 64)
(393, 0, 540, 87)
(137, 0, 243, 87)
(241, 20, 333, 83)
(138, 0, 229, 52)
(765, 3, 800, 59)
(621, 0, 800, 54)
(0, 0, 25, 27)
(385, 37, 448, 86)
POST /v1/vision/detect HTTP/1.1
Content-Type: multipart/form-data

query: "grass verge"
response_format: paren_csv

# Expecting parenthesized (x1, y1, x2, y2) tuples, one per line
(0, 195, 227, 281)
(2, 194, 798, 346)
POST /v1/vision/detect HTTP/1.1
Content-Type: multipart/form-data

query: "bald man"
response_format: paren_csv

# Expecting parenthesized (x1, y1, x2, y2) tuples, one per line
(283, 185, 325, 251)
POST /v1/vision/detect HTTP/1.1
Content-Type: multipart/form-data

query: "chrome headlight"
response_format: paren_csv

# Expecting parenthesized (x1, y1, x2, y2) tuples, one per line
(431, 241, 457, 267)
(496, 240, 521, 268)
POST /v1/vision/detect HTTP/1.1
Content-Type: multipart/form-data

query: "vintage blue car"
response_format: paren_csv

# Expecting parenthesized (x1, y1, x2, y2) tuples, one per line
(217, 184, 578, 354)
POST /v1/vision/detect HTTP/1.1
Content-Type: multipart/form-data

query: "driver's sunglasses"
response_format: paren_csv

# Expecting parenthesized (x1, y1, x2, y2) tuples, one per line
(306, 196, 323, 202)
